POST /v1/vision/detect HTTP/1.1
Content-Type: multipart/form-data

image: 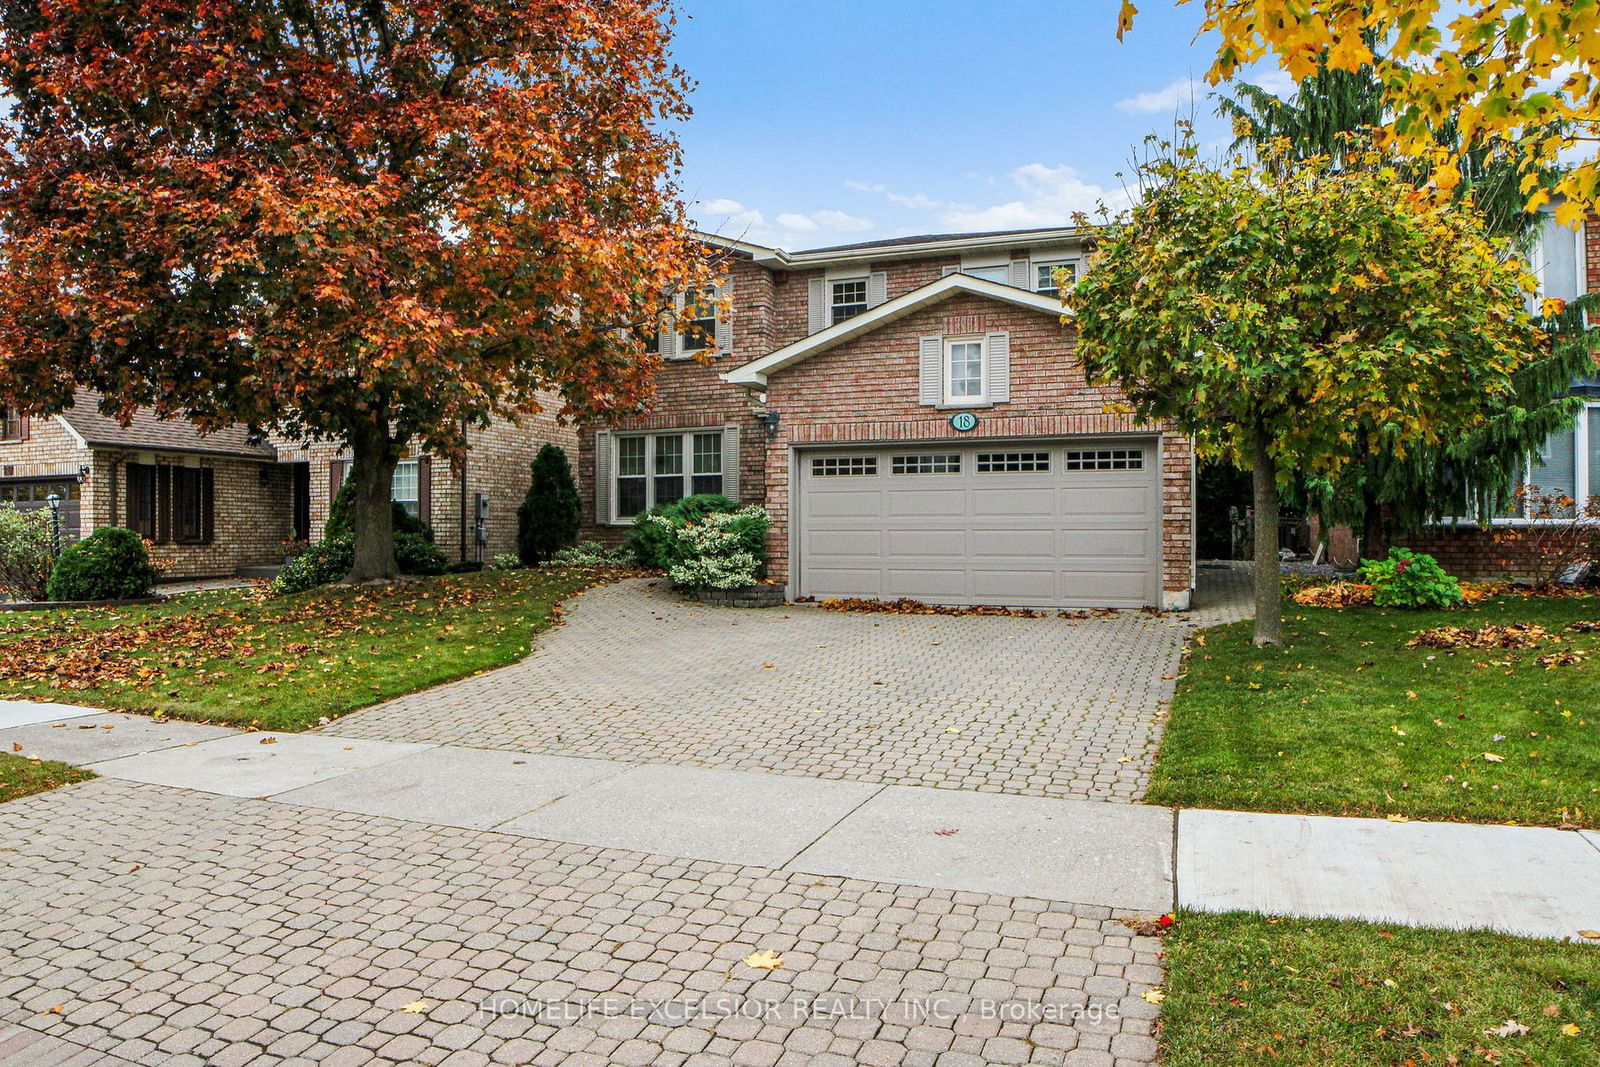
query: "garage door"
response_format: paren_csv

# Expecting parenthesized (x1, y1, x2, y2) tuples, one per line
(796, 439, 1161, 608)
(0, 478, 81, 542)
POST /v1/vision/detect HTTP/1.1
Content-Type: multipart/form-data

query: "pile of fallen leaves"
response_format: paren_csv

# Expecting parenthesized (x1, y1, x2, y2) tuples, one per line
(1461, 580, 1600, 600)
(817, 597, 1046, 618)
(1407, 624, 1552, 650)
(1291, 580, 1375, 607)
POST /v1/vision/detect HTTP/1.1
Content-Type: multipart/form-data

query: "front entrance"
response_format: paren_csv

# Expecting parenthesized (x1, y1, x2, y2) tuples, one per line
(794, 437, 1162, 609)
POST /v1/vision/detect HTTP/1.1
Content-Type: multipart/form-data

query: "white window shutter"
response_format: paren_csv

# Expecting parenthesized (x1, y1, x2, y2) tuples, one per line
(594, 431, 613, 525)
(657, 298, 678, 360)
(714, 279, 733, 356)
(807, 276, 827, 333)
(867, 271, 887, 308)
(940, 265, 959, 277)
(985, 331, 1011, 404)
(1009, 258, 1031, 289)
(919, 335, 944, 406)
(722, 424, 740, 502)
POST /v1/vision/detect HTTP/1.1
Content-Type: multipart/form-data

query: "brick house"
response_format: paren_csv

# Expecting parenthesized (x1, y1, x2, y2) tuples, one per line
(579, 228, 1197, 610)
(0, 389, 575, 581)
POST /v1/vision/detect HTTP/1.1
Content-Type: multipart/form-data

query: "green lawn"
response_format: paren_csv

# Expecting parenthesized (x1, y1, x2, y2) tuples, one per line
(1160, 911, 1600, 1066)
(1149, 595, 1600, 827)
(0, 568, 609, 731)
(0, 752, 93, 803)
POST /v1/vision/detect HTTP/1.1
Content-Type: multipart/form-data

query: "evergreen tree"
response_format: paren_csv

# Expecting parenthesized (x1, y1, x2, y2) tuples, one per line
(517, 445, 580, 565)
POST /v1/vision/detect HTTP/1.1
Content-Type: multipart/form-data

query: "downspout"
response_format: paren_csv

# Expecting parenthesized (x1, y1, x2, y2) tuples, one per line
(458, 418, 468, 563)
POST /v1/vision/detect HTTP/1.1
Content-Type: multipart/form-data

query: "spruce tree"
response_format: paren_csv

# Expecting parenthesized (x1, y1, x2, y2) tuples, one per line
(517, 445, 580, 565)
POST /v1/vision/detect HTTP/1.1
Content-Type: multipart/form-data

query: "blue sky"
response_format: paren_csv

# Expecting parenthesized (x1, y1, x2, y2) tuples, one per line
(671, 1, 1292, 251)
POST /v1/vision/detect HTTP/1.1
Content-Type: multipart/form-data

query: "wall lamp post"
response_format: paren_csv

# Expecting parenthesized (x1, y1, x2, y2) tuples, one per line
(46, 493, 61, 558)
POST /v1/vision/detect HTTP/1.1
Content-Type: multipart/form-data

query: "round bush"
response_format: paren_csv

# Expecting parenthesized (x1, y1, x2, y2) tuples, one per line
(395, 530, 447, 576)
(628, 494, 749, 570)
(1356, 547, 1463, 609)
(45, 527, 158, 601)
(271, 534, 353, 596)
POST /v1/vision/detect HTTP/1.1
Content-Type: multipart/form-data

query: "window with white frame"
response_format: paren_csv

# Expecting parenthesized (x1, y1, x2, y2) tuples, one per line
(962, 263, 1009, 284)
(944, 337, 986, 404)
(391, 460, 420, 516)
(830, 278, 869, 324)
(1530, 209, 1581, 309)
(612, 430, 722, 519)
(1034, 259, 1078, 296)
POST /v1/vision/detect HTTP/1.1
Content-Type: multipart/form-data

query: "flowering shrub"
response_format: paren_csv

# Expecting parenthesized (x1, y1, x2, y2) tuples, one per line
(487, 553, 522, 571)
(1356, 547, 1463, 609)
(654, 505, 770, 590)
(546, 540, 637, 568)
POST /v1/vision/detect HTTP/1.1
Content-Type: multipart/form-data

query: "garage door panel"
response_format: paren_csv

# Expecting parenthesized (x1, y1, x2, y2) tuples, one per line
(971, 486, 1056, 516)
(799, 439, 1161, 609)
(887, 527, 969, 556)
(971, 527, 1056, 557)
(885, 488, 967, 517)
(805, 528, 883, 557)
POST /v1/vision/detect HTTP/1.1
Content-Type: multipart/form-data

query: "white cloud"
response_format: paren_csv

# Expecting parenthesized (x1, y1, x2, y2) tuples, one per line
(1116, 76, 1198, 114)
(694, 198, 875, 248)
(939, 164, 1131, 230)
(847, 181, 941, 211)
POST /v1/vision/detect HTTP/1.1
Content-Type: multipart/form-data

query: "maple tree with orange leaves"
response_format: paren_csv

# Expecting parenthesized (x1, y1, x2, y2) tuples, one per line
(0, 0, 716, 580)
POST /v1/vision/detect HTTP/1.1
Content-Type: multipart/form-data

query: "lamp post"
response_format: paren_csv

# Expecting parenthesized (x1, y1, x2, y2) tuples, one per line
(46, 493, 61, 558)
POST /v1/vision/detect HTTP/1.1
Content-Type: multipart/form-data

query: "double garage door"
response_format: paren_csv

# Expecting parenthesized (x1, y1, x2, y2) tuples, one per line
(796, 438, 1161, 609)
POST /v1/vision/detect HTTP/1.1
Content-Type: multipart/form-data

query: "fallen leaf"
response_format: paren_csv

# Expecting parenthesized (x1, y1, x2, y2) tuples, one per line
(10, 742, 18, 753)
(259, 736, 277, 745)
(933, 828, 959, 837)
(1543, 1004, 1561, 1018)
(1484, 1019, 1528, 1038)
(1577, 930, 1600, 940)
(401, 1000, 429, 1014)
(1561, 1023, 1581, 1036)
(1483, 752, 1506, 763)
(744, 949, 784, 971)
(1141, 989, 1165, 1004)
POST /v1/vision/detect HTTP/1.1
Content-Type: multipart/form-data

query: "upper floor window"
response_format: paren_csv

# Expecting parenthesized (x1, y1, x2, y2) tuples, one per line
(680, 286, 718, 353)
(1532, 210, 1581, 306)
(962, 264, 1009, 285)
(0, 407, 23, 441)
(831, 278, 869, 324)
(1034, 260, 1078, 296)
(945, 337, 986, 404)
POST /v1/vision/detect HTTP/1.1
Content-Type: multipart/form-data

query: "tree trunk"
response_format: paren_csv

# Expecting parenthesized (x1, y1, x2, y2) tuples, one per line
(1251, 427, 1282, 647)
(1361, 491, 1388, 563)
(345, 421, 400, 583)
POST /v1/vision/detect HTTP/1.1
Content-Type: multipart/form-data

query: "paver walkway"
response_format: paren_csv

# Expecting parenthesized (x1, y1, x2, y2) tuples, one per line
(327, 577, 1225, 802)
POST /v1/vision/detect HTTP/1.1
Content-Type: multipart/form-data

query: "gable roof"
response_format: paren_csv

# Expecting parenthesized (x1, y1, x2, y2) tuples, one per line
(56, 389, 277, 460)
(694, 224, 1087, 270)
(722, 272, 1068, 387)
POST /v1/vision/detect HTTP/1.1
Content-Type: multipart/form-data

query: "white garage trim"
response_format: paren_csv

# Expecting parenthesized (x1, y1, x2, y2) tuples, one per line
(791, 436, 1163, 609)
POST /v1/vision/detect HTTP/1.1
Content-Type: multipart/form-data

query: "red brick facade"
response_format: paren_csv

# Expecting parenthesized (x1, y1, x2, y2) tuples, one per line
(579, 238, 1197, 608)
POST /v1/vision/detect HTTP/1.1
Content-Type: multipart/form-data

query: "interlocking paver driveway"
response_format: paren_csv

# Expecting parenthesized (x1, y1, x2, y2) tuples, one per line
(1, 779, 1163, 1066)
(329, 577, 1241, 801)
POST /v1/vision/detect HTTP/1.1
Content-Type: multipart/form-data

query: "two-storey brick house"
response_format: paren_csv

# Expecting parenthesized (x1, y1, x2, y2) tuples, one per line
(579, 227, 1199, 610)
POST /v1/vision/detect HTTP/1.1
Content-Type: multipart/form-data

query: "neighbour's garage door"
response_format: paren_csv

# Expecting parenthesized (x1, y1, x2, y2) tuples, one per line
(0, 478, 81, 542)
(796, 439, 1161, 608)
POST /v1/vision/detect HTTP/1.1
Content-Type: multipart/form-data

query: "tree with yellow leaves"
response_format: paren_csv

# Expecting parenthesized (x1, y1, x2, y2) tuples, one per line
(1119, 1, 1600, 221)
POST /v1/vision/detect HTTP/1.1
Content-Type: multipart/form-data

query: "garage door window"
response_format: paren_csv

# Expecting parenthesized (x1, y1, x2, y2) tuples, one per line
(812, 456, 877, 477)
(892, 454, 961, 475)
(976, 451, 1051, 473)
(1063, 448, 1143, 471)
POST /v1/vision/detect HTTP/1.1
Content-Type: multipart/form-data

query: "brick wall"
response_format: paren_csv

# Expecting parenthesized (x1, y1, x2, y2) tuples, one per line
(272, 395, 576, 563)
(761, 291, 1194, 599)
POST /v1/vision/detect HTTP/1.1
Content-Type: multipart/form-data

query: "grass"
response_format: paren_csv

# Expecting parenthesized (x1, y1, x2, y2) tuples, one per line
(0, 752, 93, 803)
(0, 568, 611, 731)
(1148, 595, 1600, 826)
(1160, 911, 1600, 1066)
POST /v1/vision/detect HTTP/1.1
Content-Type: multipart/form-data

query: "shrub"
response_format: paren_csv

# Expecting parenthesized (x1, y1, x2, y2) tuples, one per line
(1490, 485, 1600, 586)
(271, 534, 354, 595)
(324, 474, 432, 541)
(488, 553, 523, 572)
(0, 505, 55, 600)
(628, 494, 758, 570)
(517, 443, 580, 565)
(45, 527, 158, 601)
(547, 540, 636, 568)
(1356, 548, 1464, 609)
(654, 505, 771, 590)
(395, 530, 448, 575)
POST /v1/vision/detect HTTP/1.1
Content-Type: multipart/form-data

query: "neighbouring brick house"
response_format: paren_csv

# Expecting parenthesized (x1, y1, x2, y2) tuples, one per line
(580, 228, 1197, 609)
(0, 389, 576, 581)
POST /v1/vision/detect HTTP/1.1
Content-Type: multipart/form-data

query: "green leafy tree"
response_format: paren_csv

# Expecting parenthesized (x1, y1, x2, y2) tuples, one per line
(1215, 67, 1590, 554)
(517, 444, 580, 565)
(1070, 141, 1543, 645)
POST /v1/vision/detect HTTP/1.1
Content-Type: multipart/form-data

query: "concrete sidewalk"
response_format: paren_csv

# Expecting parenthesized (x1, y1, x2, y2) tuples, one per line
(5, 704, 1600, 941)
